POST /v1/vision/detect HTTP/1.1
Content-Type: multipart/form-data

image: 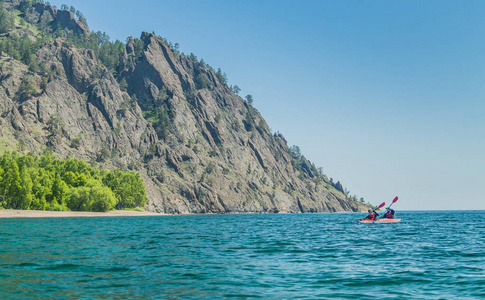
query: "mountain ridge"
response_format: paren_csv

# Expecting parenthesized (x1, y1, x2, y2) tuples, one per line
(0, 0, 369, 213)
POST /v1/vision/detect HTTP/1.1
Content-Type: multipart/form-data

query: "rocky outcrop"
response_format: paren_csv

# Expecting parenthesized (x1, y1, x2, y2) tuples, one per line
(1, 0, 21, 9)
(14, 1, 90, 36)
(116, 32, 366, 214)
(0, 3, 368, 214)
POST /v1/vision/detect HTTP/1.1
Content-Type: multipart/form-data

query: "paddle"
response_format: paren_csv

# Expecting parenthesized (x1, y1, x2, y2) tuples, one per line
(387, 196, 398, 209)
(356, 202, 385, 223)
(376, 202, 386, 210)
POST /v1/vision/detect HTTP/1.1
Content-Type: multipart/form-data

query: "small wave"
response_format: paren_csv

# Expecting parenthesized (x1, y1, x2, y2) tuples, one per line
(15, 262, 40, 267)
(105, 267, 131, 272)
(223, 293, 263, 298)
(39, 263, 80, 270)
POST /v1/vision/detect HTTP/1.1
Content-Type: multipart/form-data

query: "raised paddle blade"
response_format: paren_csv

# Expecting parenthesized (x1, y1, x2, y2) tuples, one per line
(392, 196, 398, 203)
(377, 202, 386, 209)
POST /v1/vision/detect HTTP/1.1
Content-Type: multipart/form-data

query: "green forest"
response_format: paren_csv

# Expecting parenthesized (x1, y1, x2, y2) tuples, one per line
(0, 151, 147, 212)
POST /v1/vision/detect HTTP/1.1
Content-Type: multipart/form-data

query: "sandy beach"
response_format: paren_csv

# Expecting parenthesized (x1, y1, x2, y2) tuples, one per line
(0, 209, 164, 218)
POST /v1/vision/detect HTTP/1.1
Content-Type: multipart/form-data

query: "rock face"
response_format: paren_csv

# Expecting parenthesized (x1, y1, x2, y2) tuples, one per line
(0, 2, 368, 214)
(23, 2, 90, 35)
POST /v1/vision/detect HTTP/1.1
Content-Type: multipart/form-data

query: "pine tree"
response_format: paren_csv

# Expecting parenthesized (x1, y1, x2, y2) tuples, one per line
(0, 4, 15, 34)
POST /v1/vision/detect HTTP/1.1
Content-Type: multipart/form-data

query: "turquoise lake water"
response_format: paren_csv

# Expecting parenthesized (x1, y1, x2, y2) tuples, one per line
(1, 211, 484, 299)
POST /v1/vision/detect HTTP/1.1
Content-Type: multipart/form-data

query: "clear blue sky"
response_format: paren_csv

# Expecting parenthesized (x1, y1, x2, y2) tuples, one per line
(48, 0, 485, 210)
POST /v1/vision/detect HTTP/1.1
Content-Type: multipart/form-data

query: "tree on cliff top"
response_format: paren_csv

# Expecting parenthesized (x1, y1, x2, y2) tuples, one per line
(0, 3, 14, 34)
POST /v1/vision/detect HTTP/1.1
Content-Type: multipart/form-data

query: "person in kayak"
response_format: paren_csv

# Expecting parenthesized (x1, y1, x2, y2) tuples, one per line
(382, 208, 396, 219)
(364, 209, 378, 220)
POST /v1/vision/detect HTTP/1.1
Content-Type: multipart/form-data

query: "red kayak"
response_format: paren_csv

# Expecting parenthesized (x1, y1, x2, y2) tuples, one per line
(358, 218, 401, 224)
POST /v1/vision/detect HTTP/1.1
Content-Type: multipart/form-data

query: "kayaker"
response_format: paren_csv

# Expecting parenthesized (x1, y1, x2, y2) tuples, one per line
(364, 209, 378, 220)
(382, 208, 395, 219)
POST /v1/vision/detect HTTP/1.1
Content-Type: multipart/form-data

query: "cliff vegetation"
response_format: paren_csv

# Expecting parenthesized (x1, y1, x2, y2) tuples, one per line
(0, 151, 146, 211)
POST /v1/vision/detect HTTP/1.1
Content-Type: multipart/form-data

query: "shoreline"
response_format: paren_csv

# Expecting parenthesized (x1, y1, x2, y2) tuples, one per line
(0, 209, 165, 218)
(0, 209, 371, 219)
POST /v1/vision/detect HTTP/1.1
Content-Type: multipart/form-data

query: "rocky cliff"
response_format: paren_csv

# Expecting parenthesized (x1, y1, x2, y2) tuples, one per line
(0, 0, 368, 213)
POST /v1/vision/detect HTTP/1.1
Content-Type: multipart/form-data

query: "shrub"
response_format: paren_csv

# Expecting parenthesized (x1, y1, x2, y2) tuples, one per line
(195, 73, 210, 89)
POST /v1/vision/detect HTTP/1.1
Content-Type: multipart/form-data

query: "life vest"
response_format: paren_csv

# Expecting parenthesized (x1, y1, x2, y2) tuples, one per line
(384, 209, 395, 219)
(384, 212, 395, 219)
(365, 212, 377, 220)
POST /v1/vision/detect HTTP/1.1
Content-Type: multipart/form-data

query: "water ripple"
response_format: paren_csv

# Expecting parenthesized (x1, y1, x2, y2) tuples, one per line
(0, 211, 484, 298)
